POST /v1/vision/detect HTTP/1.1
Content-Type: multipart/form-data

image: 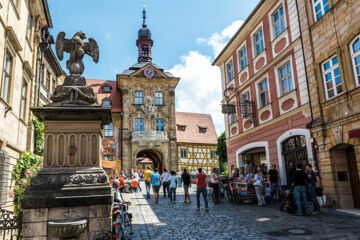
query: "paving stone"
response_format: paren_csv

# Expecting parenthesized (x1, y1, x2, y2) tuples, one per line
(121, 181, 360, 240)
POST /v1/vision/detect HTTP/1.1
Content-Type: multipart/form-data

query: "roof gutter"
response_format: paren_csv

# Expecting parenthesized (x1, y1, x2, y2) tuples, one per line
(42, 0, 53, 28)
(212, 0, 265, 66)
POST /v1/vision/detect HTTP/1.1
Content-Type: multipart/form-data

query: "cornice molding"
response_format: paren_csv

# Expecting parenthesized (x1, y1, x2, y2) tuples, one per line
(6, 26, 23, 52)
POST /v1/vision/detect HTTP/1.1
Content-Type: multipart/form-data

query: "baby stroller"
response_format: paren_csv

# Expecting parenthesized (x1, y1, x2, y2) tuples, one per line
(279, 185, 297, 213)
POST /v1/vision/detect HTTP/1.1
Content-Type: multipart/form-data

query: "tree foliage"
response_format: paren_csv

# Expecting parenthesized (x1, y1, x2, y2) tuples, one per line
(217, 132, 228, 174)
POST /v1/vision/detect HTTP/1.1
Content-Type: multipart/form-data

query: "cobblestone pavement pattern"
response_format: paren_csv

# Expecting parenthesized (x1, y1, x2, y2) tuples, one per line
(121, 182, 360, 240)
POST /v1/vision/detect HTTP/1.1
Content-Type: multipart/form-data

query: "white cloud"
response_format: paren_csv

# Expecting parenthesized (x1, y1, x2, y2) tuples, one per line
(197, 20, 244, 56)
(168, 20, 244, 136)
(168, 51, 223, 136)
(105, 33, 113, 40)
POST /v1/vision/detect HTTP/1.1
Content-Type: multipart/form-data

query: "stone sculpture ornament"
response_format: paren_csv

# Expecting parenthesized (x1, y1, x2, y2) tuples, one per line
(141, 96, 158, 120)
(50, 31, 99, 105)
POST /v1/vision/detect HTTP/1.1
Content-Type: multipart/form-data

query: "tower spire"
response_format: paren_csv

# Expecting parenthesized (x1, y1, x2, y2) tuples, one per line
(142, 6, 147, 27)
(136, 6, 153, 62)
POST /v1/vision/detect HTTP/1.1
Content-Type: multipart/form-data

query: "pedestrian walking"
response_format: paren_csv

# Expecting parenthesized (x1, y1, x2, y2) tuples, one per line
(144, 167, 152, 199)
(150, 168, 161, 204)
(292, 163, 310, 216)
(169, 171, 177, 203)
(161, 169, 170, 198)
(252, 169, 265, 206)
(268, 164, 281, 201)
(181, 168, 191, 203)
(305, 164, 320, 214)
(196, 168, 209, 212)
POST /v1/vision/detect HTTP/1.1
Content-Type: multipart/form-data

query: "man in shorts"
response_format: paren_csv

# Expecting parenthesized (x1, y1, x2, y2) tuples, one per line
(150, 168, 161, 204)
(144, 167, 153, 199)
(181, 168, 191, 203)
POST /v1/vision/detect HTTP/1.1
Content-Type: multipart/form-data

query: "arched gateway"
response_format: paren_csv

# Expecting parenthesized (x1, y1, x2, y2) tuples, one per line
(135, 149, 163, 172)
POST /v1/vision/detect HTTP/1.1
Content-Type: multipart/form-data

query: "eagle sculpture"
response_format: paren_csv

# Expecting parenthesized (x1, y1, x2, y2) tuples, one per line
(56, 31, 99, 75)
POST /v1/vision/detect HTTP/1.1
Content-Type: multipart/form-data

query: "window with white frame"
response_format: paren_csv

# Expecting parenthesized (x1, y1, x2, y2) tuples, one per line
(229, 113, 238, 125)
(104, 123, 114, 137)
(279, 62, 294, 96)
(134, 91, 143, 104)
(1, 52, 12, 103)
(134, 118, 144, 131)
(226, 59, 234, 82)
(238, 47, 247, 71)
(351, 35, 360, 86)
(210, 151, 217, 159)
(254, 28, 264, 56)
(258, 79, 270, 108)
(155, 91, 164, 105)
(102, 99, 111, 108)
(241, 91, 251, 116)
(312, 0, 329, 21)
(322, 55, 343, 99)
(273, 5, 286, 37)
(180, 149, 187, 158)
(156, 118, 165, 131)
(20, 81, 27, 120)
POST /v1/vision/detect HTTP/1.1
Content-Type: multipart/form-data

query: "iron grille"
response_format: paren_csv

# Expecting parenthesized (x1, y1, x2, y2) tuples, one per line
(240, 100, 255, 119)
(0, 208, 21, 240)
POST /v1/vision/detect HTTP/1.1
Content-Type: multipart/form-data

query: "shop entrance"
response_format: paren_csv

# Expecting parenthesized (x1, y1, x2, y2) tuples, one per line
(241, 147, 267, 175)
(347, 146, 360, 208)
(282, 135, 308, 186)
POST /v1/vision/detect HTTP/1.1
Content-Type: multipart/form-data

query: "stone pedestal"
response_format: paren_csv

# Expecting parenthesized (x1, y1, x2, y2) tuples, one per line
(22, 106, 113, 240)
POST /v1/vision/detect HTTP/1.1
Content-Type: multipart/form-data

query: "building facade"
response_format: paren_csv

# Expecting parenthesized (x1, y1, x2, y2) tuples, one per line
(213, 0, 313, 185)
(87, 79, 122, 175)
(176, 112, 219, 175)
(297, 0, 360, 208)
(117, 10, 180, 173)
(0, 0, 55, 208)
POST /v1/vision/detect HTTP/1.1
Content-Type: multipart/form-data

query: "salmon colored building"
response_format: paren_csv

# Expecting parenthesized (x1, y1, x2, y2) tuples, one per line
(213, 0, 314, 185)
(87, 79, 122, 175)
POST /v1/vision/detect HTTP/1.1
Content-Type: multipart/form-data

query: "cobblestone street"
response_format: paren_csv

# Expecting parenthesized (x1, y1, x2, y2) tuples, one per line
(122, 181, 360, 240)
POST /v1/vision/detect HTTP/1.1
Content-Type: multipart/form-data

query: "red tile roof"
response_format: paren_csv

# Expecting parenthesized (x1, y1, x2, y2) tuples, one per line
(87, 79, 122, 112)
(176, 112, 218, 145)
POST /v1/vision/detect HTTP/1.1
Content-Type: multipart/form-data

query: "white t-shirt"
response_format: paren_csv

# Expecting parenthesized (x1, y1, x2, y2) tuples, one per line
(161, 172, 170, 182)
(133, 172, 139, 180)
(169, 175, 177, 188)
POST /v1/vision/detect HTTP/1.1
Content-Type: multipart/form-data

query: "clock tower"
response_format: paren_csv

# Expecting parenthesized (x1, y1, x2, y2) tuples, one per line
(117, 9, 180, 173)
(136, 8, 153, 63)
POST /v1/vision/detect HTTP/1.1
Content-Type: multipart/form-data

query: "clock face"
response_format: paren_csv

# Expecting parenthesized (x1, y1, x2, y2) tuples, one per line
(144, 67, 155, 78)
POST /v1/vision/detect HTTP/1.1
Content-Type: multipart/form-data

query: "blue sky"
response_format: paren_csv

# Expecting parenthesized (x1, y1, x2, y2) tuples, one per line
(48, 0, 260, 134)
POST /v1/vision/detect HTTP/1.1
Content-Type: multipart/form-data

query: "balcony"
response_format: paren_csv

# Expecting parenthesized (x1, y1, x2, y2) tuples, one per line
(131, 130, 169, 147)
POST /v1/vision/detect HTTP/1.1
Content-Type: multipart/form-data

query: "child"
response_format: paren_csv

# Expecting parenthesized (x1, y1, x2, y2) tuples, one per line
(169, 171, 178, 203)
(265, 183, 271, 204)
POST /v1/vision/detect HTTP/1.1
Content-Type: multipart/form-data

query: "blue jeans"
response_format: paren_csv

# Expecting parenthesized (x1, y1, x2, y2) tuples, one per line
(308, 185, 320, 212)
(294, 186, 310, 215)
(196, 187, 208, 209)
(145, 180, 151, 199)
(169, 188, 176, 201)
(163, 181, 170, 197)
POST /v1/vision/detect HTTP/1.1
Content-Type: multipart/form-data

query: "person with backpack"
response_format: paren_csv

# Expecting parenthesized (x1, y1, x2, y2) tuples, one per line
(169, 171, 178, 203)
(196, 168, 209, 212)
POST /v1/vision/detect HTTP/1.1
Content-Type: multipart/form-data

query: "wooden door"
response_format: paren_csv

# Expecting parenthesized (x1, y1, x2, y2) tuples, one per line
(346, 146, 360, 208)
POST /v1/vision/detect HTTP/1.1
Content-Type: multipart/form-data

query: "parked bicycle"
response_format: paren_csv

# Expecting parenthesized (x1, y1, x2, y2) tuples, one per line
(112, 202, 133, 240)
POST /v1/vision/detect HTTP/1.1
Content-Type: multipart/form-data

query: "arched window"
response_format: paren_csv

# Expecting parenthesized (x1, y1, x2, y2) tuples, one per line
(141, 45, 149, 56)
(102, 98, 111, 108)
(351, 35, 360, 87)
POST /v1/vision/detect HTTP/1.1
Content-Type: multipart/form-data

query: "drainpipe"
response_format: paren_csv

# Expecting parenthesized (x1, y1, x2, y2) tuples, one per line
(295, 0, 321, 178)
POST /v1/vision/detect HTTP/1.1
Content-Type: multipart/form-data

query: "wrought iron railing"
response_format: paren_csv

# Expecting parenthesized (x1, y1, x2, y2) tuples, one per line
(0, 208, 21, 240)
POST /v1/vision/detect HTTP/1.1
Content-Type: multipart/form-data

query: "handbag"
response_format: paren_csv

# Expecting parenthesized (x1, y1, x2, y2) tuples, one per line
(315, 187, 323, 196)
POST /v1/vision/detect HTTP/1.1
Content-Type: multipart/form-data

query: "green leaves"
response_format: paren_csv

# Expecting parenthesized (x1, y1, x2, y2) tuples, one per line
(32, 116, 44, 156)
(11, 151, 43, 217)
(217, 132, 228, 175)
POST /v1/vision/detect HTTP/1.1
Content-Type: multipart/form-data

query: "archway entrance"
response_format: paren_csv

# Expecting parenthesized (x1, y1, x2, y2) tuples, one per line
(136, 149, 163, 173)
(282, 135, 308, 185)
